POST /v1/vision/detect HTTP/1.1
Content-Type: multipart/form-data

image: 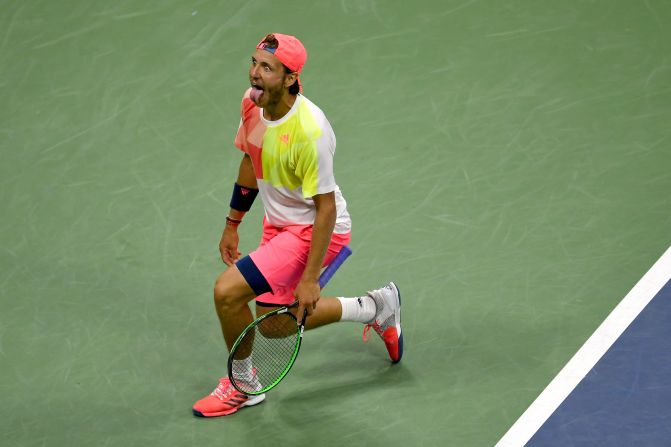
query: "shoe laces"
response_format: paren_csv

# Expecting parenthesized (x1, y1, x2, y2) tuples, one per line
(362, 322, 383, 342)
(211, 378, 236, 401)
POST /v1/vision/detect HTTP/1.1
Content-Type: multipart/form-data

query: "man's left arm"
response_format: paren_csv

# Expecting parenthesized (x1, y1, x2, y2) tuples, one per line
(294, 191, 336, 324)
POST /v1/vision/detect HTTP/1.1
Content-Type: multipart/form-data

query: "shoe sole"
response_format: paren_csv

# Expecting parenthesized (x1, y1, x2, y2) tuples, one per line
(389, 281, 403, 364)
(192, 394, 266, 417)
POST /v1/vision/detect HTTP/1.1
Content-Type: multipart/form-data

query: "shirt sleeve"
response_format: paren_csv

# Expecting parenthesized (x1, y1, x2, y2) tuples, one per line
(233, 117, 245, 152)
(234, 89, 255, 153)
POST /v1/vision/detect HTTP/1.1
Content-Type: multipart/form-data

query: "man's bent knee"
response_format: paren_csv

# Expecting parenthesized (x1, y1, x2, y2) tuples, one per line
(213, 266, 255, 310)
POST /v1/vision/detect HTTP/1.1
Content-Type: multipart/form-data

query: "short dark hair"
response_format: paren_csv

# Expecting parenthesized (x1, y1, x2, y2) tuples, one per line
(259, 34, 300, 95)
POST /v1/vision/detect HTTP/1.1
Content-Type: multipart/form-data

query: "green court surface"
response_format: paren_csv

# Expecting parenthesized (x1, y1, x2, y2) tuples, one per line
(1, 1, 670, 446)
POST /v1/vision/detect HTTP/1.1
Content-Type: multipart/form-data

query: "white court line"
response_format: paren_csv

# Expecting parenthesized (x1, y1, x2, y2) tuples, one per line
(496, 245, 671, 447)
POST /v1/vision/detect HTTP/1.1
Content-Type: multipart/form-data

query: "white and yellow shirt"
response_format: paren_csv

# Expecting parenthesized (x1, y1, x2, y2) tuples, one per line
(234, 90, 351, 234)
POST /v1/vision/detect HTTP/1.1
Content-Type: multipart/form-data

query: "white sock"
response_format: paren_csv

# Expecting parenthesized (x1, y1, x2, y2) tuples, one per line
(338, 296, 376, 323)
(231, 357, 260, 388)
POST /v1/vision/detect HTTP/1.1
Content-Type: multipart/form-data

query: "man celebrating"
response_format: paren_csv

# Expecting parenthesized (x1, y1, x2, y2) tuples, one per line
(193, 33, 403, 418)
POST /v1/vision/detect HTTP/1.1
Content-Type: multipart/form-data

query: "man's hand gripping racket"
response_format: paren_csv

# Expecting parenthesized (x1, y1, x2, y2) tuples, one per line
(227, 246, 352, 395)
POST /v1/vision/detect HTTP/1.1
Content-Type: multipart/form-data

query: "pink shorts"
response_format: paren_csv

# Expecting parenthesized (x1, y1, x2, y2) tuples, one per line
(237, 219, 351, 306)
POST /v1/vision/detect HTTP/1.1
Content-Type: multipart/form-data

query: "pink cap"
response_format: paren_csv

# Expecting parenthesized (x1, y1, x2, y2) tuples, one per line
(257, 33, 307, 91)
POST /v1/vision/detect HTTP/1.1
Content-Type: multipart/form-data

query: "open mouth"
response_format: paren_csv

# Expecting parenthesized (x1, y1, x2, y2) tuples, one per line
(250, 84, 264, 103)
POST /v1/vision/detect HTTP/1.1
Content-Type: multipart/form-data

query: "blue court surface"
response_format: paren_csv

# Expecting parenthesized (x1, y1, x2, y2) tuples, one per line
(497, 247, 671, 446)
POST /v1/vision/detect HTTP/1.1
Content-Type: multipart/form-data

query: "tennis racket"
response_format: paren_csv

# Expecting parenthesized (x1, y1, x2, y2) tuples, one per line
(227, 245, 352, 395)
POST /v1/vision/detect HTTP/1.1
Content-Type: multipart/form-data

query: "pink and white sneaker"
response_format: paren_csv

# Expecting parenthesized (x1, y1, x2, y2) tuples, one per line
(192, 377, 265, 417)
(363, 282, 403, 363)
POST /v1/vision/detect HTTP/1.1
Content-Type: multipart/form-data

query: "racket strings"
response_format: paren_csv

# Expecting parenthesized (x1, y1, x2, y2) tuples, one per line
(231, 312, 300, 393)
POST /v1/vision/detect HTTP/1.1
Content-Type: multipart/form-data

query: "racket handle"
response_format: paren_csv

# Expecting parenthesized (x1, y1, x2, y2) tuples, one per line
(319, 246, 352, 289)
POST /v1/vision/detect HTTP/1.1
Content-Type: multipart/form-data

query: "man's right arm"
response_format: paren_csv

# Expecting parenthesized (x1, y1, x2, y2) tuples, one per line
(228, 154, 257, 219)
(219, 154, 258, 265)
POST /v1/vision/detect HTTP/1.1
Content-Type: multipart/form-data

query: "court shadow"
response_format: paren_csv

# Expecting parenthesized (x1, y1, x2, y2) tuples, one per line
(269, 366, 416, 446)
(280, 362, 415, 406)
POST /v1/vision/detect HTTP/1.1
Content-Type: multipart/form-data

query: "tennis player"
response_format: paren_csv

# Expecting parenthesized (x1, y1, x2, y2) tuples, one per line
(192, 33, 403, 418)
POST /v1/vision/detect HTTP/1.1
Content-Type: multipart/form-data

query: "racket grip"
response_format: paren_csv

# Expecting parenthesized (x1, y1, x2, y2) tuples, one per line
(319, 246, 352, 289)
